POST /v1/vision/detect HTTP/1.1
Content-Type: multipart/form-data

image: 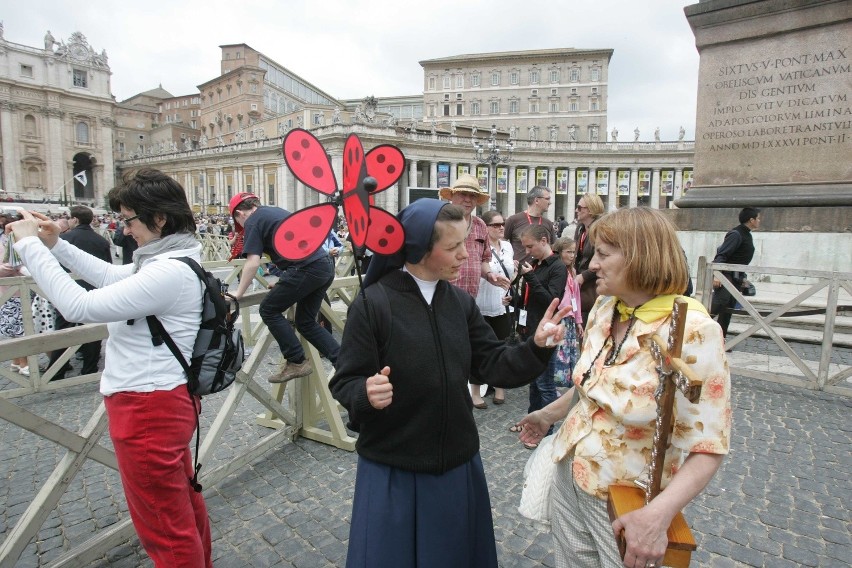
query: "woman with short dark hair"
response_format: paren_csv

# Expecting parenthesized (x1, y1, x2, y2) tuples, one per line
(7, 169, 212, 567)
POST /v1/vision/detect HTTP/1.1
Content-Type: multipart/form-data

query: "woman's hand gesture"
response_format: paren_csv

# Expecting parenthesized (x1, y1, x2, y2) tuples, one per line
(533, 298, 571, 348)
(6, 210, 61, 249)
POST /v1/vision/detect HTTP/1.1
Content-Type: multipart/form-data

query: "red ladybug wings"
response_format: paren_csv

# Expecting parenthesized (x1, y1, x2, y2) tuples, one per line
(274, 129, 406, 261)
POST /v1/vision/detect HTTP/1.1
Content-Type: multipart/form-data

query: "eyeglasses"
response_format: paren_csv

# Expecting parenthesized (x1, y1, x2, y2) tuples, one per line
(487, 222, 505, 228)
(123, 214, 140, 227)
(537, 196, 552, 201)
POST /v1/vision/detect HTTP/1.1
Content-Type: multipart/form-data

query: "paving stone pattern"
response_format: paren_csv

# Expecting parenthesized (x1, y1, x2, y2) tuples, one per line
(0, 338, 850, 567)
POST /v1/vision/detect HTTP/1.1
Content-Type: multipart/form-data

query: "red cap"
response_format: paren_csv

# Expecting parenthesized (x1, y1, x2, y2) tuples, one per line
(229, 192, 259, 230)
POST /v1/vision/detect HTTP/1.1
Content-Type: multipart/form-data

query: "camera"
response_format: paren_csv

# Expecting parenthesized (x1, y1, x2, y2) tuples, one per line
(0, 207, 20, 221)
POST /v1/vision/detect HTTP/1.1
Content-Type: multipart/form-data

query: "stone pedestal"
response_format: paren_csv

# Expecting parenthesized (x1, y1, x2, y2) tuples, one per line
(677, 0, 852, 209)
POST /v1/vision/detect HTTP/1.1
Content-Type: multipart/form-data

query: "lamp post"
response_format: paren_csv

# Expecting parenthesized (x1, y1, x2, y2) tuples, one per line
(472, 124, 513, 209)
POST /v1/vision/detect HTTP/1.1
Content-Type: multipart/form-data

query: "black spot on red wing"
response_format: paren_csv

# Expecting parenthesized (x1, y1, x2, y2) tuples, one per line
(284, 231, 295, 241)
(385, 224, 395, 234)
(387, 165, 396, 174)
(300, 139, 310, 149)
(291, 150, 301, 161)
(359, 218, 366, 233)
(309, 215, 323, 228)
(378, 238, 388, 247)
(376, 153, 386, 164)
(312, 166, 324, 179)
(298, 240, 309, 249)
(352, 224, 360, 235)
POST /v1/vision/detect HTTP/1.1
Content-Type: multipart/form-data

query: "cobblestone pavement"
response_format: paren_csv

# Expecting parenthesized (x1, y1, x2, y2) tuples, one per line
(1, 338, 850, 567)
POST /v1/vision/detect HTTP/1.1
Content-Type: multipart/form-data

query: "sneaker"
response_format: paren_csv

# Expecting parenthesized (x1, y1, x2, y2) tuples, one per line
(10, 364, 21, 372)
(268, 359, 313, 383)
(18, 366, 30, 377)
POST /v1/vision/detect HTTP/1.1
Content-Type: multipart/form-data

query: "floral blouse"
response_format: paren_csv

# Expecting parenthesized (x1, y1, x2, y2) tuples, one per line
(552, 295, 732, 499)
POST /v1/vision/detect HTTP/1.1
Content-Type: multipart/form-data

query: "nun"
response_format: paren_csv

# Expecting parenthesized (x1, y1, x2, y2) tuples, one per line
(330, 199, 570, 568)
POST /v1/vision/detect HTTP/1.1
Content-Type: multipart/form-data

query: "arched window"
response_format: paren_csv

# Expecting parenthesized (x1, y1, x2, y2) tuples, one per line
(24, 115, 37, 137)
(76, 121, 90, 144)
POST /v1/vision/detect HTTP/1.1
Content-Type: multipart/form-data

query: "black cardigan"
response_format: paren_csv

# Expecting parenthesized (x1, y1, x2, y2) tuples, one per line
(329, 270, 553, 474)
(518, 253, 568, 333)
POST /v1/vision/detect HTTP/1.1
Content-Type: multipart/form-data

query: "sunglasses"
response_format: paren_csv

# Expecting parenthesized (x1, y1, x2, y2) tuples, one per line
(487, 222, 505, 228)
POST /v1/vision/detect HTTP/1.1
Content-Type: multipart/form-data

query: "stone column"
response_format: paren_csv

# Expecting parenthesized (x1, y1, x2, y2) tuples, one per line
(567, 167, 577, 218)
(216, 169, 225, 209)
(673, 168, 684, 202)
(507, 165, 517, 216)
(98, 118, 116, 201)
(276, 164, 287, 207)
(429, 161, 437, 189)
(45, 109, 65, 197)
(651, 168, 661, 209)
(0, 102, 20, 192)
(449, 161, 458, 186)
(608, 167, 618, 211)
(629, 168, 639, 208)
(235, 167, 243, 194)
(547, 166, 557, 220)
(408, 159, 418, 189)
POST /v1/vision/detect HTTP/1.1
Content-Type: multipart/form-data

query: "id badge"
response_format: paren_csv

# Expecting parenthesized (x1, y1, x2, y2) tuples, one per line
(518, 309, 528, 326)
(570, 298, 578, 314)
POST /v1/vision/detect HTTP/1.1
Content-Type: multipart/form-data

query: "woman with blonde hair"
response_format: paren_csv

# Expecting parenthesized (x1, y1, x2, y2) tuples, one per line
(573, 192, 605, 326)
(518, 207, 731, 568)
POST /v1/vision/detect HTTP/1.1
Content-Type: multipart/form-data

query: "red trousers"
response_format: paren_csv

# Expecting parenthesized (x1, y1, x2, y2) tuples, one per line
(105, 387, 212, 567)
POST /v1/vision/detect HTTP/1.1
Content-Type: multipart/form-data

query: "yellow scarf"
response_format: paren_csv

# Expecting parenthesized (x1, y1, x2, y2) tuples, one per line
(615, 294, 709, 323)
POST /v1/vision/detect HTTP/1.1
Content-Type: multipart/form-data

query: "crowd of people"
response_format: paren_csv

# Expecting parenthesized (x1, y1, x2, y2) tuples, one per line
(2, 168, 740, 568)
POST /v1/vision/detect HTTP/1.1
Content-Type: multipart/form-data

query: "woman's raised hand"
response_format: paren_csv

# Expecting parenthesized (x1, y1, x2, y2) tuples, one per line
(533, 298, 571, 348)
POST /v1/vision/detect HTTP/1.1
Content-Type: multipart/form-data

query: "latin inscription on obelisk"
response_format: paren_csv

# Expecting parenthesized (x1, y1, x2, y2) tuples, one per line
(694, 25, 850, 186)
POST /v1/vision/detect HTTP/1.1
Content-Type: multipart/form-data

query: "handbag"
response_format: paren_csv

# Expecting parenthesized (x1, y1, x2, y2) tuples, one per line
(552, 316, 578, 388)
(518, 434, 557, 524)
(741, 281, 756, 296)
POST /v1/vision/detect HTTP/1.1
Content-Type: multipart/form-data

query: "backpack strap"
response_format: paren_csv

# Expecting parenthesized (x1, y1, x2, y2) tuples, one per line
(144, 256, 206, 493)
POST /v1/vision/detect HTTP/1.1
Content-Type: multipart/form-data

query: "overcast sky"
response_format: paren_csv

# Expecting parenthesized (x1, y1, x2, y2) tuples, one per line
(4, 0, 702, 141)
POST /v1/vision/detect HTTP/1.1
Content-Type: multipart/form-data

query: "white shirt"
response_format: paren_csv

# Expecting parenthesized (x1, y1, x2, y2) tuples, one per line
(476, 240, 515, 317)
(15, 236, 203, 395)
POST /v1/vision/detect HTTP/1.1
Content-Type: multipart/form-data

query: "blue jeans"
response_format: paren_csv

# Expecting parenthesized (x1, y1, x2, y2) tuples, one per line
(528, 351, 559, 435)
(259, 256, 340, 365)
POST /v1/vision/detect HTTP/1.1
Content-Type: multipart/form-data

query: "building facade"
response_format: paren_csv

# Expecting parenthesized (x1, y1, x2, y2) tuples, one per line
(0, 29, 115, 204)
(420, 48, 612, 143)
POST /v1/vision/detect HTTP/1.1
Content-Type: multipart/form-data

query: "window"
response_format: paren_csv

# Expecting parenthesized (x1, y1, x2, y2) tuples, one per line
(509, 100, 519, 114)
(570, 68, 580, 82)
(551, 88, 558, 96)
(570, 101, 579, 111)
(471, 101, 480, 115)
(429, 77, 436, 90)
(250, 104, 258, 110)
(510, 71, 519, 85)
(456, 75, 464, 89)
(591, 68, 600, 81)
(443, 76, 451, 89)
(456, 103, 463, 116)
(191, 120, 197, 129)
(24, 115, 37, 137)
(571, 87, 578, 95)
(531, 89, 538, 97)
(591, 87, 598, 95)
(118, 142, 125, 153)
(471, 74, 480, 87)
(529, 102, 539, 113)
(489, 101, 499, 114)
(444, 104, 450, 116)
(550, 70, 559, 83)
(117, 131, 125, 138)
(550, 101, 559, 112)
(529, 70, 540, 84)
(456, 93, 463, 100)
(76, 121, 89, 144)
(20, 64, 34, 78)
(72, 69, 88, 88)
(444, 94, 450, 101)
(590, 99, 599, 111)
(236, 51, 241, 59)
(491, 72, 500, 86)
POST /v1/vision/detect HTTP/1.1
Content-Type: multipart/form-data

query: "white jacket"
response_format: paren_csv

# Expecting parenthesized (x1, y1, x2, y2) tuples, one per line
(15, 236, 203, 395)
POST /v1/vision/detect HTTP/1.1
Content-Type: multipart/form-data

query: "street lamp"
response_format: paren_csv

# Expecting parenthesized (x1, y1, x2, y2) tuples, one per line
(472, 124, 513, 209)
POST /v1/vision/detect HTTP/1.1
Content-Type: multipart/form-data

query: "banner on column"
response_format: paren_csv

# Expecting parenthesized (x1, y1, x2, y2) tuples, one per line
(457, 164, 470, 178)
(496, 166, 508, 193)
(516, 168, 529, 194)
(595, 170, 609, 196)
(576, 169, 589, 195)
(556, 169, 568, 195)
(661, 170, 674, 196)
(617, 170, 630, 196)
(682, 169, 694, 192)
(535, 168, 548, 188)
(638, 170, 651, 197)
(476, 166, 489, 191)
(437, 163, 450, 188)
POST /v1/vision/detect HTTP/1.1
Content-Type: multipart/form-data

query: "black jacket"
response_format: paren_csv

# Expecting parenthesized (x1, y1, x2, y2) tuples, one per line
(517, 253, 567, 334)
(713, 224, 755, 282)
(329, 270, 552, 474)
(61, 225, 113, 290)
(574, 221, 598, 322)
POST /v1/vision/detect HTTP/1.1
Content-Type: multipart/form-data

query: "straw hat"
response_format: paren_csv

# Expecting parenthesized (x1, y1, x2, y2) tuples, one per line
(438, 173, 489, 205)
